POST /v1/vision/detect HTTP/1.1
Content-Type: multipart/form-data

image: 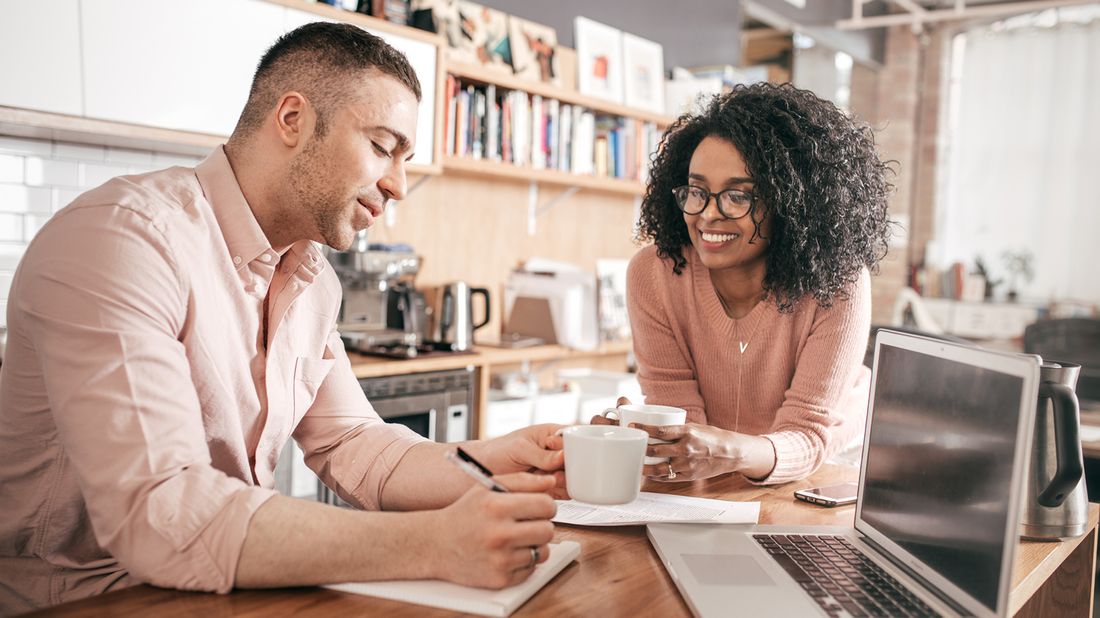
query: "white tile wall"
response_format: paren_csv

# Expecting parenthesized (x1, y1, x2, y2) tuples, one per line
(0, 134, 204, 327)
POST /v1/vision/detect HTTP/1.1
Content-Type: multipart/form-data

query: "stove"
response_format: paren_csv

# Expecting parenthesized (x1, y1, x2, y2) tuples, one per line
(354, 339, 477, 360)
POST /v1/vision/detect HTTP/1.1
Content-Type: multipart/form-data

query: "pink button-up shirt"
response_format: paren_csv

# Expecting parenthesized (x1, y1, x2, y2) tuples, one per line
(0, 147, 425, 613)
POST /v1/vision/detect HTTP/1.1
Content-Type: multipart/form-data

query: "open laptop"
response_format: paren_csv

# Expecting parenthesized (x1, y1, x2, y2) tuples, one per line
(648, 330, 1041, 618)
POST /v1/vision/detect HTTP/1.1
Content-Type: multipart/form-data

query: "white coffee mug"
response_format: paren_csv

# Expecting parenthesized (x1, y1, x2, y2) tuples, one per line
(600, 404, 687, 465)
(559, 425, 648, 505)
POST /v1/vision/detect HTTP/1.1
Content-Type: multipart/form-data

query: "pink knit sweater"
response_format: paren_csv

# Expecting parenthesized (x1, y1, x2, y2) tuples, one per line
(627, 245, 872, 484)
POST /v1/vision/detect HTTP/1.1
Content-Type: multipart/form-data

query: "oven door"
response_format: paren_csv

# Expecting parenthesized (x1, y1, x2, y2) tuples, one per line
(371, 392, 447, 441)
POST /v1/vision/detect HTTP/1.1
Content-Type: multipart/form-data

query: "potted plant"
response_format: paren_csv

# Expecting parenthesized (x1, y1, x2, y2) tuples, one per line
(1001, 249, 1034, 302)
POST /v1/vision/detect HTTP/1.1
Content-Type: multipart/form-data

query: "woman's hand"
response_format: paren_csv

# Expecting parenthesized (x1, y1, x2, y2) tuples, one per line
(633, 422, 777, 482)
(588, 396, 632, 425)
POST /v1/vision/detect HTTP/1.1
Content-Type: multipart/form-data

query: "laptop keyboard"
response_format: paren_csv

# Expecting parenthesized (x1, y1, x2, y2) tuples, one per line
(753, 534, 940, 618)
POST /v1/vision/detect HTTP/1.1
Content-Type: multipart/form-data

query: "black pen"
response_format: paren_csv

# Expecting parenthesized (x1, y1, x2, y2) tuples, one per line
(445, 446, 510, 493)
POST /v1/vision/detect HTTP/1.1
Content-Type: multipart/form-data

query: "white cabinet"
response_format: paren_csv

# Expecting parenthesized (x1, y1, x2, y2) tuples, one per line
(922, 298, 1042, 340)
(81, 0, 285, 135)
(0, 0, 83, 116)
(284, 8, 437, 166)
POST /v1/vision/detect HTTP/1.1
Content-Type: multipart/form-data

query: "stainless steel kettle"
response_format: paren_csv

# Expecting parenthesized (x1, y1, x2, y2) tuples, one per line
(1020, 361, 1089, 540)
(430, 282, 490, 351)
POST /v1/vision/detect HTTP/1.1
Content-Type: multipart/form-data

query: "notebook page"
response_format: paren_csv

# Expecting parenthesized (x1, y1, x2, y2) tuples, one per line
(327, 541, 580, 617)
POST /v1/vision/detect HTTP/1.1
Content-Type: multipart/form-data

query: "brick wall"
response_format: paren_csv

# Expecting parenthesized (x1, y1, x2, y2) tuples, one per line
(859, 25, 946, 325)
(0, 135, 202, 327)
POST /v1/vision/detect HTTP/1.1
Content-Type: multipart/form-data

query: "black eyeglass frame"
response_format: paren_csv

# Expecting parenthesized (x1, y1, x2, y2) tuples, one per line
(670, 185, 757, 220)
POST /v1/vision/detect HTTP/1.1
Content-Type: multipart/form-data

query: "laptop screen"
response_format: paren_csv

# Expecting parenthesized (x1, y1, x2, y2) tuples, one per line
(858, 341, 1028, 614)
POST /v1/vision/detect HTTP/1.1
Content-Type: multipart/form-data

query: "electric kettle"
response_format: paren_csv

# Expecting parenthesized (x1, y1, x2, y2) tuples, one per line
(430, 282, 491, 351)
(1020, 360, 1089, 540)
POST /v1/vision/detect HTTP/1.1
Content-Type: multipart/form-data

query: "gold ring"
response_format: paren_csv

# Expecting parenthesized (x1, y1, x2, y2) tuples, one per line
(667, 462, 677, 480)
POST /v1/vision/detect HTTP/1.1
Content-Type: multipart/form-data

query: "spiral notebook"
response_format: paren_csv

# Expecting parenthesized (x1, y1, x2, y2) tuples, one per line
(326, 541, 580, 616)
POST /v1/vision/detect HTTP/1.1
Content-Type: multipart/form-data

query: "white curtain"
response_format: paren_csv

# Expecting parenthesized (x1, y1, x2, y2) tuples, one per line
(937, 15, 1100, 303)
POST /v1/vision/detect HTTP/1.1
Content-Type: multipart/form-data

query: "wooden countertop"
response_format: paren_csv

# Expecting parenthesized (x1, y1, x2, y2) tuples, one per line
(348, 340, 633, 378)
(30, 464, 1098, 617)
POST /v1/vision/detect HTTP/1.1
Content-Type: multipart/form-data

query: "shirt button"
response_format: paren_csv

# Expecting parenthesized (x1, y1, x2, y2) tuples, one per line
(233, 255, 242, 265)
(260, 254, 272, 263)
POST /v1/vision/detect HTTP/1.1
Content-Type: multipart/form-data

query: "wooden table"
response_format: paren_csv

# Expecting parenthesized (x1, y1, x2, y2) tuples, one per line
(29, 464, 1098, 617)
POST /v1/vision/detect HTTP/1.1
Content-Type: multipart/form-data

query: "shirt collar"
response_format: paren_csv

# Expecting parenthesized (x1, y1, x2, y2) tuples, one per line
(195, 146, 326, 278)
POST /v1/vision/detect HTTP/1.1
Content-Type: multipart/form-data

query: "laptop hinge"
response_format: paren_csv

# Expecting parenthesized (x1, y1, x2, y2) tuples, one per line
(858, 534, 972, 616)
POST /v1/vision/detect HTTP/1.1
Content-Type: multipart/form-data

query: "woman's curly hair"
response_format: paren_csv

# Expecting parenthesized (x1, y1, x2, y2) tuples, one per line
(638, 82, 894, 312)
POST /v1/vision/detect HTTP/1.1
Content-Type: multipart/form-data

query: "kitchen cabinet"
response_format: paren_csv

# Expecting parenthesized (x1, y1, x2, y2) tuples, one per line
(0, 0, 83, 116)
(81, 0, 285, 136)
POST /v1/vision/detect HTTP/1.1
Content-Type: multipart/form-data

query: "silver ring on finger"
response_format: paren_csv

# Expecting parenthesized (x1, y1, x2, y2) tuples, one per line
(667, 462, 677, 480)
(528, 546, 540, 569)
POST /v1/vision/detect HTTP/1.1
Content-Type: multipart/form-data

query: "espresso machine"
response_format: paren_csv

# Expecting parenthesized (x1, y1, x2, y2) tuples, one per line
(328, 230, 429, 357)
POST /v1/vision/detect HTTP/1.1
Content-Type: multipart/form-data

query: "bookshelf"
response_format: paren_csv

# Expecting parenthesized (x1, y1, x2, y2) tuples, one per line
(441, 58, 675, 196)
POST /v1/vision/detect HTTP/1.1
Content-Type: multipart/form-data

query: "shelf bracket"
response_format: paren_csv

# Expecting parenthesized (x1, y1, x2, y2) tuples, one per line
(526, 181, 580, 236)
(386, 174, 432, 228)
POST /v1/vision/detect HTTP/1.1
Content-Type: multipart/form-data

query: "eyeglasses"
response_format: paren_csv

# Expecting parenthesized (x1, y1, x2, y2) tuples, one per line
(671, 185, 755, 220)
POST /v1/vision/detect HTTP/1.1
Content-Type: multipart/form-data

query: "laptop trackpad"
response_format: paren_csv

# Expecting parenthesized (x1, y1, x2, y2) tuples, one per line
(682, 554, 776, 586)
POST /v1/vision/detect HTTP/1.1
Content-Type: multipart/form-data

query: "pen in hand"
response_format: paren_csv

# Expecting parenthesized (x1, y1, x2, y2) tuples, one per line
(446, 446, 510, 493)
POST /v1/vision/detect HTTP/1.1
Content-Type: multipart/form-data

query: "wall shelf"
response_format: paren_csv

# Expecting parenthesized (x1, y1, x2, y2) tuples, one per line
(446, 59, 676, 127)
(441, 155, 646, 196)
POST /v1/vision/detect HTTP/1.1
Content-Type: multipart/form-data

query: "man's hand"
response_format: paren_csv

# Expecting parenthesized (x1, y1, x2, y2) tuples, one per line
(472, 424, 568, 499)
(428, 472, 557, 588)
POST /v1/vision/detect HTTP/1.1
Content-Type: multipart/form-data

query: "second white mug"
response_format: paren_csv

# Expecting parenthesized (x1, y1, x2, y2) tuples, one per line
(600, 403, 687, 465)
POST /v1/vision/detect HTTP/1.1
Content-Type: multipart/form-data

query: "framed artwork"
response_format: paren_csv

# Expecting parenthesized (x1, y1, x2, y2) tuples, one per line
(455, 1, 512, 73)
(574, 16, 623, 104)
(411, 0, 511, 74)
(621, 32, 665, 114)
(508, 16, 560, 86)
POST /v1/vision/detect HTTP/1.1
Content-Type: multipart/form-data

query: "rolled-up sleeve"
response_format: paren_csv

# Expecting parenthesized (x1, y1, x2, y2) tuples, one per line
(18, 204, 276, 593)
(292, 332, 427, 511)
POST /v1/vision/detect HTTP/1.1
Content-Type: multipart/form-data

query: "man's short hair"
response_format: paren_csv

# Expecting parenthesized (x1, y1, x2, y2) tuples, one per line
(233, 21, 421, 139)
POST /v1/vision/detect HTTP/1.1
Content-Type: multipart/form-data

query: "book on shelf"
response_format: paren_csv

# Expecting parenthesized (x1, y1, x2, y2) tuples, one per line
(444, 75, 458, 156)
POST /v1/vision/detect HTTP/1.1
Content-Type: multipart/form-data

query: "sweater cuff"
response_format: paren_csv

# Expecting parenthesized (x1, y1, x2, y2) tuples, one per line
(749, 431, 815, 486)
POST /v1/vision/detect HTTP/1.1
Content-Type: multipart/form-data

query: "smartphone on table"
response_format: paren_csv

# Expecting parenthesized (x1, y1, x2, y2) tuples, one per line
(793, 482, 858, 507)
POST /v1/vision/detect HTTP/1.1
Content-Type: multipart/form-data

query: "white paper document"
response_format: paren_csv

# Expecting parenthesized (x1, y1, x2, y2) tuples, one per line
(553, 492, 760, 526)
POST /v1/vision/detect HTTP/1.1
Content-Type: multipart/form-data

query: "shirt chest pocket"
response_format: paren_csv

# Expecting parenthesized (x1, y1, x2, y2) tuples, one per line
(292, 356, 335, 421)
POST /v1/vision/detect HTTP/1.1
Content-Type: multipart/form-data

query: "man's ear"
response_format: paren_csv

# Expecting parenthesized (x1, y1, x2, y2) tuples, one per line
(273, 92, 311, 149)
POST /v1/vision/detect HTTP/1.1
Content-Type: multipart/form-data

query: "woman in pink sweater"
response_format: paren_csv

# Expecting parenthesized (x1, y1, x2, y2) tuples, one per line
(603, 84, 892, 485)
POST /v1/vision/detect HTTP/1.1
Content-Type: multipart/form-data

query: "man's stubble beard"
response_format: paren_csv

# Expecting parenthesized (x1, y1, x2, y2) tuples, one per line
(287, 137, 355, 250)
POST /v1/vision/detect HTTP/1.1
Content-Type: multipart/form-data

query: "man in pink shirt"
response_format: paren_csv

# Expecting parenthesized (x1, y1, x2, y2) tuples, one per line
(0, 23, 564, 613)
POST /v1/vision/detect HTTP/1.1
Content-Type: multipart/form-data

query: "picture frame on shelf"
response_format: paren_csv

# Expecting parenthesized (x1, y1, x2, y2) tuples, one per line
(455, 1, 513, 74)
(621, 32, 665, 114)
(508, 16, 561, 86)
(574, 16, 623, 104)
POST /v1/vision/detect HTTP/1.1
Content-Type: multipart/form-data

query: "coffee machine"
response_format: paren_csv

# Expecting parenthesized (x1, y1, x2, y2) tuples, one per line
(328, 231, 428, 356)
